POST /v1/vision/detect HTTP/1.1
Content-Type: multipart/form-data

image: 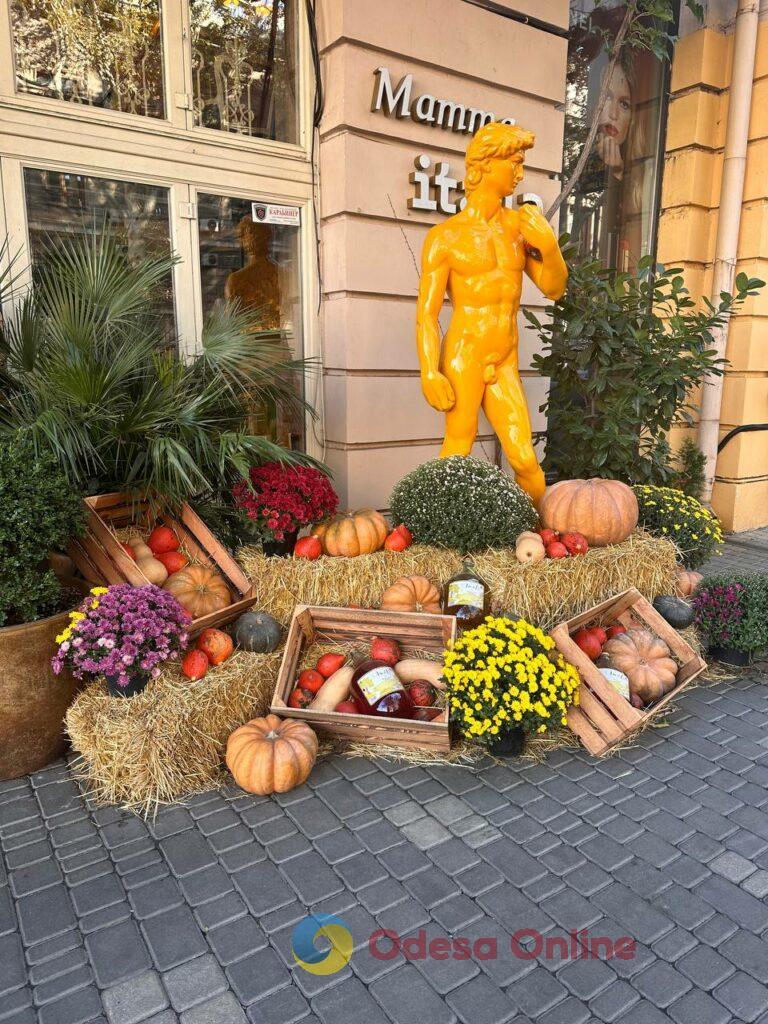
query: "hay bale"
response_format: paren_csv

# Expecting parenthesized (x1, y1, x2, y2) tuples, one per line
(239, 532, 679, 631)
(66, 651, 281, 815)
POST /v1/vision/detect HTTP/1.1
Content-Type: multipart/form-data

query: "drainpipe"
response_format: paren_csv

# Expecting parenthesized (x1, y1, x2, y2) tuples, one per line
(697, 0, 759, 503)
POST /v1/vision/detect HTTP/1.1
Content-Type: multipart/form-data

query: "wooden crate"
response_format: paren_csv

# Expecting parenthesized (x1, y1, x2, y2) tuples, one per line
(271, 606, 456, 751)
(551, 588, 707, 757)
(67, 492, 256, 635)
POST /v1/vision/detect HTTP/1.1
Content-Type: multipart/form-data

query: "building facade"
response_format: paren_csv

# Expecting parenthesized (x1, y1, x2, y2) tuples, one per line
(0, 0, 765, 530)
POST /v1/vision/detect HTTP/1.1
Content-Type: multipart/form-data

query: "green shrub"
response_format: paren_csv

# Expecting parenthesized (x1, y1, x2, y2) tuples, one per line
(0, 436, 85, 627)
(693, 573, 768, 654)
(668, 438, 706, 500)
(633, 484, 723, 569)
(390, 457, 537, 552)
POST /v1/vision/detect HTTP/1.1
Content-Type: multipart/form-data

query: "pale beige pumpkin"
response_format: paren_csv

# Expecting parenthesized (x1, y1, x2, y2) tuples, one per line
(675, 569, 704, 597)
(604, 628, 678, 704)
(226, 715, 318, 795)
(163, 564, 231, 618)
(312, 509, 388, 557)
(539, 478, 638, 547)
(381, 575, 442, 613)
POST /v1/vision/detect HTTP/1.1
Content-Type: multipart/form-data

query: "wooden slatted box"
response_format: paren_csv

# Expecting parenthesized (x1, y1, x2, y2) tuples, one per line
(271, 606, 456, 751)
(551, 588, 707, 757)
(67, 492, 256, 635)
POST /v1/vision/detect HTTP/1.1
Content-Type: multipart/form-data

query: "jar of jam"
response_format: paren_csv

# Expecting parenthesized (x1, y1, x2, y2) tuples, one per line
(442, 559, 489, 632)
(349, 659, 415, 719)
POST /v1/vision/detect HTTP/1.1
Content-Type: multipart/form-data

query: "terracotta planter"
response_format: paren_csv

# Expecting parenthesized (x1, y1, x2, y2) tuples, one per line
(0, 610, 81, 781)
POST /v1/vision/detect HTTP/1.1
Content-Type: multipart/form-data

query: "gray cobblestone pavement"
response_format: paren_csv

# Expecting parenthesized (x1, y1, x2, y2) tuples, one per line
(2, 533, 768, 1024)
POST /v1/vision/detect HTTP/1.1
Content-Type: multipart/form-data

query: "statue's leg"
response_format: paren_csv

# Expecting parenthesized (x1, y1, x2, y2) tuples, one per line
(439, 359, 485, 458)
(482, 360, 546, 505)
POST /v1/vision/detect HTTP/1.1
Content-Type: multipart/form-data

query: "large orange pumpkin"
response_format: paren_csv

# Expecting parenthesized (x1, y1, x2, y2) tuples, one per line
(604, 628, 678, 704)
(226, 715, 318, 795)
(312, 509, 388, 557)
(381, 575, 442, 614)
(675, 569, 703, 598)
(539, 478, 638, 547)
(163, 564, 231, 617)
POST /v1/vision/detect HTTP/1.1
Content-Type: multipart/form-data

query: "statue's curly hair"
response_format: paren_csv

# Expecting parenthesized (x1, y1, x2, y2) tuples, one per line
(465, 123, 535, 194)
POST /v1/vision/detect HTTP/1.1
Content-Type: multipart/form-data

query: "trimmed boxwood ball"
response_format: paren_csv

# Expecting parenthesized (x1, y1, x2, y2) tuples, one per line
(390, 456, 537, 553)
(234, 611, 282, 653)
(653, 595, 695, 630)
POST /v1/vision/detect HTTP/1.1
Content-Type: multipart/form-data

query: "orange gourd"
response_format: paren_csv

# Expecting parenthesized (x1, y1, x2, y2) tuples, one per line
(226, 715, 318, 795)
(163, 564, 231, 618)
(604, 628, 678, 705)
(539, 478, 638, 547)
(675, 569, 703, 598)
(380, 575, 442, 614)
(312, 509, 388, 557)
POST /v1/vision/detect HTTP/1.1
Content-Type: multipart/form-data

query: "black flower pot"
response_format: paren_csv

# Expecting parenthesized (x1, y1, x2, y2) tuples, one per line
(488, 727, 526, 758)
(709, 646, 753, 667)
(105, 673, 149, 698)
(262, 530, 299, 558)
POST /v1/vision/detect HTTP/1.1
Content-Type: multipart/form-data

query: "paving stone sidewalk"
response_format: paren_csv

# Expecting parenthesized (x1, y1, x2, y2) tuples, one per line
(1, 534, 768, 1024)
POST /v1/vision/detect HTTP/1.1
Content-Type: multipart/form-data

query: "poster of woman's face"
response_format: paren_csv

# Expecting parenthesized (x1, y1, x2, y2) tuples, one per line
(596, 63, 632, 179)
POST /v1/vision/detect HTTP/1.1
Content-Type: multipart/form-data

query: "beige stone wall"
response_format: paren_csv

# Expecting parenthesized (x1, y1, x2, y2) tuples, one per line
(659, 20, 768, 531)
(315, 0, 569, 509)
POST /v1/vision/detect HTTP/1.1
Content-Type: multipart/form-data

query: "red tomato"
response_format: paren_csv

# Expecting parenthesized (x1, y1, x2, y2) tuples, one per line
(384, 529, 410, 552)
(334, 701, 358, 714)
(561, 531, 589, 556)
(120, 543, 136, 561)
(298, 669, 325, 694)
(156, 550, 188, 574)
(316, 653, 346, 678)
(538, 528, 559, 546)
(288, 688, 313, 709)
(606, 624, 628, 639)
(294, 536, 322, 560)
(197, 628, 234, 666)
(546, 541, 569, 559)
(370, 636, 401, 667)
(182, 649, 209, 680)
(147, 525, 179, 555)
(573, 628, 602, 661)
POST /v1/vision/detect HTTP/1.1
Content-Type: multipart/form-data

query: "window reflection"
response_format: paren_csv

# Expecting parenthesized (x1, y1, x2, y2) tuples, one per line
(190, 0, 299, 143)
(10, 0, 164, 118)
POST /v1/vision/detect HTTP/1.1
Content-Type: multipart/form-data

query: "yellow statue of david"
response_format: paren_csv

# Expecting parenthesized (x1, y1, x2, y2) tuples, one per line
(416, 123, 568, 505)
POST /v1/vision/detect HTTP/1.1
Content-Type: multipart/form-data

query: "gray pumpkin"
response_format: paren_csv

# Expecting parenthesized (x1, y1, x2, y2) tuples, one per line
(234, 611, 282, 653)
(652, 595, 695, 630)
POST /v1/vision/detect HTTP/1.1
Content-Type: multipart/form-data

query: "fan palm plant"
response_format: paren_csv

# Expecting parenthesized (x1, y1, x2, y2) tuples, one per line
(0, 230, 315, 506)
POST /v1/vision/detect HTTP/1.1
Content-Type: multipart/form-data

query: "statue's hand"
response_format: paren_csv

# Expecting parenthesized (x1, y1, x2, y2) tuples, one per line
(519, 204, 557, 256)
(421, 371, 455, 412)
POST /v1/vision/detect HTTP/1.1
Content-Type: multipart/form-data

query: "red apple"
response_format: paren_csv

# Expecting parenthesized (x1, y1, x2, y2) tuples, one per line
(606, 624, 627, 639)
(288, 688, 313, 709)
(561, 531, 589, 556)
(546, 541, 569, 559)
(147, 525, 179, 555)
(334, 701, 358, 714)
(182, 649, 209, 680)
(316, 653, 346, 678)
(573, 628, 602, 661)
(538, 528, 559, 546)
(370, 636, 401, 667)
(294, 536, 322, 560)
(589, 626, 608, 646)
(297, 669, 325, 694)
(197, 628, 233, 666)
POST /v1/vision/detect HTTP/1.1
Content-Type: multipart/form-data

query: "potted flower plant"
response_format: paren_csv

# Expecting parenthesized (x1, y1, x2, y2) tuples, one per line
(53, 584, 190, 697)
(443, 615, 581, 756)
(692, 572, 768, 666)
(232, 462, 339, 556)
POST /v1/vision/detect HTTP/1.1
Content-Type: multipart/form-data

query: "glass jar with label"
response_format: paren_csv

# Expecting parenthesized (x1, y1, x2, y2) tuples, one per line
(349, 659, 415, 719)
(442, 559, 489, 632)
(595, 652, 630, 700)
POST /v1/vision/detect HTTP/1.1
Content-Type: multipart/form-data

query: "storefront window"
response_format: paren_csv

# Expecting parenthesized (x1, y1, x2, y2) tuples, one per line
(561, 1, 669, 271)
(190, 0, 299, 143)
(10, 0, 164, 118)
(24, 168, 174, 337)
(197, 193, 304, 447)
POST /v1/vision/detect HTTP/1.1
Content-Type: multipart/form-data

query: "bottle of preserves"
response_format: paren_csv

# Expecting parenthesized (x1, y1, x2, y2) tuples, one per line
(349, 659, 415, 719)
(595, 652, 630, 700)
(442, 559, 489, 632)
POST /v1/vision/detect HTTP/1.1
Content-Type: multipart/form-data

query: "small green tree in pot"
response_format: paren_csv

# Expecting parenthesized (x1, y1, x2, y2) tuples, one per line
(524, 243, 764, 484)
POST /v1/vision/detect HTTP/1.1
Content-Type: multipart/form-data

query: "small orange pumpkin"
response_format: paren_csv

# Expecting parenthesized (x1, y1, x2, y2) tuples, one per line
(226, 715, 318, 795)
(604, 628, 678, 705)
(381, 575, 442, 614)
(163, 564, 231, 618)
(312, 509, 388, 557)
(675, 569, 703, 598)
(539, 478, 638, 547)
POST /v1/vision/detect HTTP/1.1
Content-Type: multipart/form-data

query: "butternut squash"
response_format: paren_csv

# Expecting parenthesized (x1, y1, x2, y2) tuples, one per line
(128, 535, 168, 585)
(394, 658, 445, 690)
(309, 665, 355, 711)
